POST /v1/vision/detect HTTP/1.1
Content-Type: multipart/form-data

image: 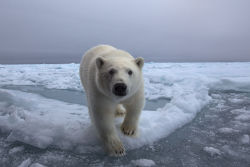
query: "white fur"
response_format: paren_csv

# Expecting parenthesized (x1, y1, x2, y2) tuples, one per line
(79, 45, 145, 156)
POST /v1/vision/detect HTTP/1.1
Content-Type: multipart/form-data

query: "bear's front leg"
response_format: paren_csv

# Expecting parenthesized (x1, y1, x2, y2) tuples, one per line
(121, 88, 145, 136)
(92, 101, 125, 156)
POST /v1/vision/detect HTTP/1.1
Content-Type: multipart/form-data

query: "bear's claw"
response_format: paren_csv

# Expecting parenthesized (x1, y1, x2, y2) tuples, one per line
(111, 146, 125, 157)
(121, 124, 137, 136)
(105, 137, 126, 157)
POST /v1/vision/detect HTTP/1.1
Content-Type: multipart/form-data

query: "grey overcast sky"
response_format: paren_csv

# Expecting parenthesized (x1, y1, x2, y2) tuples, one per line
(0, 0, 250, 64)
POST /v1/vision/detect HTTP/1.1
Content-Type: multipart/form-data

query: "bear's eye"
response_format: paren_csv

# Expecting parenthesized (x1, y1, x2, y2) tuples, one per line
(128, 70, 133, 76)
(109, 69, 115, 75)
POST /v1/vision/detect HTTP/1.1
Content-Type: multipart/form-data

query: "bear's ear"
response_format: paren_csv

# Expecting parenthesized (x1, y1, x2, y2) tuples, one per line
(96, 57, 105, 69)
(135, 57, 144, 69)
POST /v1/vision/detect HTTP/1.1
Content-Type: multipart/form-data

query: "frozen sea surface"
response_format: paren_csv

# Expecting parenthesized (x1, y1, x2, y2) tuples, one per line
(0, 62, 250, 166)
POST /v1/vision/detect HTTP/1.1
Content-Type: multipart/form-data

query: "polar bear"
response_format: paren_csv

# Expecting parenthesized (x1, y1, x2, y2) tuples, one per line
(79, 45, 145, 156)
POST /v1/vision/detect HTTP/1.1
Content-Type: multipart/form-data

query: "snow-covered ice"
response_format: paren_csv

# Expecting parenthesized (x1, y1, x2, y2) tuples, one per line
(0, 62, 250, 166)
(0, 63, 219, 151)
(0, 87, 208, 151)
(1, 63, 250, 98)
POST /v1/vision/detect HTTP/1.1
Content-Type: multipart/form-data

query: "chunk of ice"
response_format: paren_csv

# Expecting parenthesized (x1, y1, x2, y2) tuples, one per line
(30, 163, 47, 167)
(240, 134, 250, 144)
(203, 146, 221, 156)
(131, 159, 156, 167)
(17, 158, 31, 167)
(218, 127, 239, 134)
(9, 146, 24, 154)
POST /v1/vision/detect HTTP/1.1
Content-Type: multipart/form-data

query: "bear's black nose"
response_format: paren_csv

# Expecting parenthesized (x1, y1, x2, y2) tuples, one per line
(113, 83, 127, 96)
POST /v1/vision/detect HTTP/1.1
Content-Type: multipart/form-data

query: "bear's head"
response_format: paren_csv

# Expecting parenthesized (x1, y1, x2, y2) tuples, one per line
(95, 55, 144, 101)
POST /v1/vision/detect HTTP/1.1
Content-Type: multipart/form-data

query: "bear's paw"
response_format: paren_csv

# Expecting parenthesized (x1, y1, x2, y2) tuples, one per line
(121, 122, 137, 136)
(115, 104, 126, 117)
(105, 136, 126, 157)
